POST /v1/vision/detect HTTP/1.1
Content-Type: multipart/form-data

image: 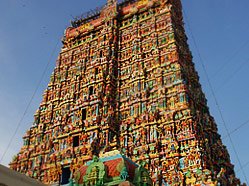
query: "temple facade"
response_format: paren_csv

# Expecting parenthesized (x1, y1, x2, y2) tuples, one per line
(10, 0, 242, 185)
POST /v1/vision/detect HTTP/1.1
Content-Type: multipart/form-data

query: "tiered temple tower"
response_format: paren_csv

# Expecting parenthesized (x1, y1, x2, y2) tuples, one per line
(10, 0, 242, 185)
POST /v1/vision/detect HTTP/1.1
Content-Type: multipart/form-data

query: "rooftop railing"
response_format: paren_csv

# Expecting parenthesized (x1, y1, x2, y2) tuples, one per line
(70, 0, 140, 28)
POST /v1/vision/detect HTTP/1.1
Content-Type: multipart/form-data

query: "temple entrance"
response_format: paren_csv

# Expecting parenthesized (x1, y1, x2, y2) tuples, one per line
(61, 167, 71, 185)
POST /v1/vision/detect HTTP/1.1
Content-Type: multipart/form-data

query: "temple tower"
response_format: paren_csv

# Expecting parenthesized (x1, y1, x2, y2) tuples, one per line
(10, 0, 242, 185)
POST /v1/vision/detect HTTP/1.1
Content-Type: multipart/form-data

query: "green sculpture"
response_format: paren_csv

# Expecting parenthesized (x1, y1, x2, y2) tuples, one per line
(73, 151, 152, 186)
(83, 156, 106, 186)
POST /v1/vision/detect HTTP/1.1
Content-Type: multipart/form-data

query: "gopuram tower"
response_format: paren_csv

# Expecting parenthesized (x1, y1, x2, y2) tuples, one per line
(10, 0, 242, 185)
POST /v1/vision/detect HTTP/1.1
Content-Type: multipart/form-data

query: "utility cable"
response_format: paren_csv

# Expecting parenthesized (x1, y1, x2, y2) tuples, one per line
(211, 39, 249, 79)
(0, 39, 60, 164)
(222, 118, 249, 140)
(237, 161, 249, 173)
(216, 56, 249, 92)
(183, 9, 249, 185)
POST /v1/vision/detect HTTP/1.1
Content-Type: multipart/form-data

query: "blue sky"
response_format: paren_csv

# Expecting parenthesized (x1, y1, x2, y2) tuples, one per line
(0, 0, 249, 184)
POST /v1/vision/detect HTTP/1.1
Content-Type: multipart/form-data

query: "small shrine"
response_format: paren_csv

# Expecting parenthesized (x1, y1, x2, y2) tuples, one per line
(63, 150, 152, 186)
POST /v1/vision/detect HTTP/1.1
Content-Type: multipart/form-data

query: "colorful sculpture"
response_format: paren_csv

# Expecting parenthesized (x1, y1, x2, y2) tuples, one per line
(10, 0, 242, 185)
(73, 150, 152, 186)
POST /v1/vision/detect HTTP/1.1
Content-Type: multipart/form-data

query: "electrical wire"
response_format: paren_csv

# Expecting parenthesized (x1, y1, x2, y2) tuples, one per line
(0, 39, 60, 164)
(216, 56, 249, 92)
(222, 118, 249, 140)
(237, 161, 249, 173)
(183, 8, 249, 185)
(211, 39, 249, 79)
